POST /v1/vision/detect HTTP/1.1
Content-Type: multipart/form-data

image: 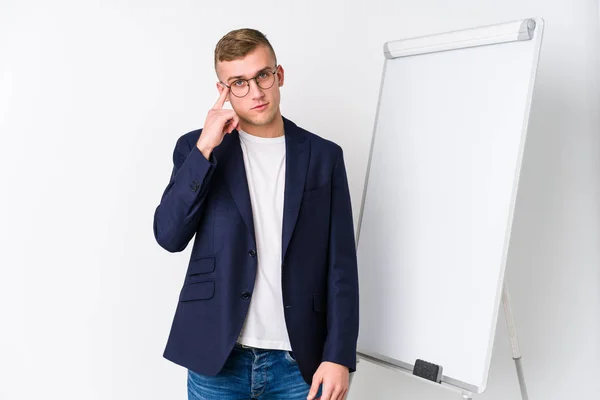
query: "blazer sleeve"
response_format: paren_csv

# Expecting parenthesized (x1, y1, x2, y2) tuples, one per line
(153, 133, 217, 253)
(321, 146, 360, 372)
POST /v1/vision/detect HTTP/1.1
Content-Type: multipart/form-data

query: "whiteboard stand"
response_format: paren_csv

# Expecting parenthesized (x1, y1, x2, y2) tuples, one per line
(355, 16, 544, 400)
(460, 284, 529, 400)
(502, 283, 529, 400)
(464, 283, 530, 400)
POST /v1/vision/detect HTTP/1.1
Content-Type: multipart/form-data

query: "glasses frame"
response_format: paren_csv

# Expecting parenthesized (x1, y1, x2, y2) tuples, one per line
(220, 65, 279, 98)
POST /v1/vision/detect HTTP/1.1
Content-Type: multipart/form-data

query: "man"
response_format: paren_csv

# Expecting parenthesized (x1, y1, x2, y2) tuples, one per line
(153, 28, 359, 400)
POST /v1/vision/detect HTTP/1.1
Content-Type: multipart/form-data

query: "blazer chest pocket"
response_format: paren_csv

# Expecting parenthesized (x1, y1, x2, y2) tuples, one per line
(303, 184, 330, 200)
(301, 185, 331, 216)
(300, 185, 331, 227)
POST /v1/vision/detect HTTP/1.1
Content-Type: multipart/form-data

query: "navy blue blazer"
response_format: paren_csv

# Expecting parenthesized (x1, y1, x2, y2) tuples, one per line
(153, 116, 359, 385)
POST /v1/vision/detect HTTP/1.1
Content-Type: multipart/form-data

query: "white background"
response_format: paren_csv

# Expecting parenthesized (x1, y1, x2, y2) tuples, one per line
(1, 1, 598, 399)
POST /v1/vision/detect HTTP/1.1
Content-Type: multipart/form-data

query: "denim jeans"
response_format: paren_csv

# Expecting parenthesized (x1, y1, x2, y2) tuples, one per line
(187, 343, 323, 400)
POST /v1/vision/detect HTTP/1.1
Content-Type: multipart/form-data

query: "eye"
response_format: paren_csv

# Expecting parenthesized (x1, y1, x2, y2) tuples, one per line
(233, 80, 246, 87)
(257, 72, 269, 79)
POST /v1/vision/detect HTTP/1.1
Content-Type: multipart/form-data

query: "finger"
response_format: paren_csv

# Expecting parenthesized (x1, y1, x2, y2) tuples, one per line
(331, 387, 345, 400)
(224, 120, 235, 134)
(342, 388, 349, 400)
(307, 375, 322, 400)
(219, 109, 235, 125)
(224, 113, 239, 134)
(330, 388, 341, 400)
(319, 384, 333, 400)
(212, 84, 229, 110)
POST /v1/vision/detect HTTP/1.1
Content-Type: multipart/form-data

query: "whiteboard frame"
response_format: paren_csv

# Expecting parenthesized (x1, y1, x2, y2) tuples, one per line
(355, 17, 545, 395)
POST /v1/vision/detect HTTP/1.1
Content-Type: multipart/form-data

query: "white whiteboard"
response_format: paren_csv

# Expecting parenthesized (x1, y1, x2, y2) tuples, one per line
(356, 18, 544, 394)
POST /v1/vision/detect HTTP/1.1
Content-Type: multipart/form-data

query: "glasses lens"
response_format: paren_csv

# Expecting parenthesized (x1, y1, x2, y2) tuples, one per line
(231, 81, 249, 97)
(257, 71, 275, 90)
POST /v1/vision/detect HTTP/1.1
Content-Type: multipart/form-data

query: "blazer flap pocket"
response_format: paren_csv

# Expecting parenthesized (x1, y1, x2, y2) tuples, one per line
(188, 257, 215, 275)
(180, 281, 215, 302)
(313, 293, 326, 312)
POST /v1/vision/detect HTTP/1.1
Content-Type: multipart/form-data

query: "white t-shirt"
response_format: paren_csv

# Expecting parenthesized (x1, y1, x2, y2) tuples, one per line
(236, 129, 291, 351)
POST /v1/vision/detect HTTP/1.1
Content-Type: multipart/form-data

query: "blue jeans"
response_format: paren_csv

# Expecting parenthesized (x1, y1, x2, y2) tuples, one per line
(187, 344, 323, 400)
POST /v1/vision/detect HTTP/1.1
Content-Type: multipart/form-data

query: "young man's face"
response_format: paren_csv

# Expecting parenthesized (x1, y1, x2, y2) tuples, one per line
(215, 45, 284, 129)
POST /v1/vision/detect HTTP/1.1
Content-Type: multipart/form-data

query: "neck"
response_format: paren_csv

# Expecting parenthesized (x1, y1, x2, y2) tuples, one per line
(239, 112, 284, 138)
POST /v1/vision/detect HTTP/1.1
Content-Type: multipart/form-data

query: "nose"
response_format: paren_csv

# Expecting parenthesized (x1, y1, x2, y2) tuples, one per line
(248, 79, 265, 100)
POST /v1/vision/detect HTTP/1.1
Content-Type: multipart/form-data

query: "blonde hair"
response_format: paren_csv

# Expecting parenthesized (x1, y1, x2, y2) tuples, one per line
(214, 28, 277, 70)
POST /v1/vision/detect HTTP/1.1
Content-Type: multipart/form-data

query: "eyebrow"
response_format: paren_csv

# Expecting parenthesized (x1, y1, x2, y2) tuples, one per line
(226, 66, 272, 83)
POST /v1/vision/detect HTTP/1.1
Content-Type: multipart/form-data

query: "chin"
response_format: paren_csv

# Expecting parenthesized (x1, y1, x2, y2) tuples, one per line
(242, 112, 278, 127)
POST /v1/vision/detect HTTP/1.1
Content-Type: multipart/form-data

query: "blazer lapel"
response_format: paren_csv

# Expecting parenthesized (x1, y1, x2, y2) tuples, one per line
(281, 117, 310, 260)
(213, 130, 255, 240)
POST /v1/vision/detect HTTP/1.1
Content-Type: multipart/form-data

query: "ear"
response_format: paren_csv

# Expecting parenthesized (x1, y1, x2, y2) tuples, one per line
(277, 65, 285, 87)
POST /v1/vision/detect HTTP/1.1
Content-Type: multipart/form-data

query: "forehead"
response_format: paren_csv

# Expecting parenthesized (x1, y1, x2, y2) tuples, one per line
(217, 45, 276, 81)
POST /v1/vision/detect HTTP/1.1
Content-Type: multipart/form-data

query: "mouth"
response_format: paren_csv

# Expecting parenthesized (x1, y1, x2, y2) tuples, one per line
(251, 103, 268, 111)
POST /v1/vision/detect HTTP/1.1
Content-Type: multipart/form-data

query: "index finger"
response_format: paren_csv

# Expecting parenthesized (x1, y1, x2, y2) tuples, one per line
(212, 84, 229, 109)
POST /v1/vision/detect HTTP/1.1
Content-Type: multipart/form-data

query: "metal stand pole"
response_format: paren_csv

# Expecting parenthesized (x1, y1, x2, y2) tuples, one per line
(502, 283, 529, 400)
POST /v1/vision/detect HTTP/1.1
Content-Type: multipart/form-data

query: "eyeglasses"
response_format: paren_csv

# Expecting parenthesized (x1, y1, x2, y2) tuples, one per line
(220, 66, 279, 98)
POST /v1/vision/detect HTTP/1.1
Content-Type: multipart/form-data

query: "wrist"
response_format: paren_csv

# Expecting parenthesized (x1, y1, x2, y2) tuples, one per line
(196, 142, 213, 160)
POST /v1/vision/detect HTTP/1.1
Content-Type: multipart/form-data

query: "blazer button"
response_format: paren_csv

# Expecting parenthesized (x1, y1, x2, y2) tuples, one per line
(248, 249, 256, 257)
(241, 292, 251, 300)
(190, 181, 200, 192)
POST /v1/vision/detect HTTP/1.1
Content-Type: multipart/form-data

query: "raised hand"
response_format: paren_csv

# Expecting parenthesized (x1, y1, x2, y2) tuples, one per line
(196, 85, 240, 159)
